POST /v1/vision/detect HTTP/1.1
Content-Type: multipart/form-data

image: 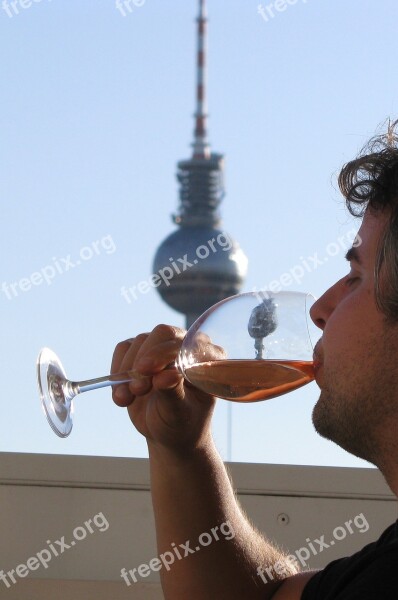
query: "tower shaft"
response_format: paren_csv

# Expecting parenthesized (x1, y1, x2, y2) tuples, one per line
(193, 0, 210, 160)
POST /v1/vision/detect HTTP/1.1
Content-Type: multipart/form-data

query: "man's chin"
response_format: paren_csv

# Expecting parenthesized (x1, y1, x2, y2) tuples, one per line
(311, 391, 342, 444)
(311, 392, 376, 464)
(312, 401, 333, 441)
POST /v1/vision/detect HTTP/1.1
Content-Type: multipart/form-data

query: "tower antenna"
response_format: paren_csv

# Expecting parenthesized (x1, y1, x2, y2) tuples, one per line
(193, 0, 211, 160)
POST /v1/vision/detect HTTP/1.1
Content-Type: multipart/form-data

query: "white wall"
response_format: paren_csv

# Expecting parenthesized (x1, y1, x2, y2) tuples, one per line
(0, 453, 396, 599)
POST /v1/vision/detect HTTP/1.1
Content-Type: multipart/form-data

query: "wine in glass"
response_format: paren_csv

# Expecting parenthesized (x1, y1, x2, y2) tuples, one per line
(37, 290, 317, 437)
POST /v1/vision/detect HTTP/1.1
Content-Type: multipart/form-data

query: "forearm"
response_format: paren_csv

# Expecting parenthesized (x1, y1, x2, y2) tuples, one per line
(148, 435, 297, 600)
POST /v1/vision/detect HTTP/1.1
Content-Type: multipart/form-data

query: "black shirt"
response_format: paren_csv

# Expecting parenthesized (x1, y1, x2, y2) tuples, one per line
(301, 520, 398, 599)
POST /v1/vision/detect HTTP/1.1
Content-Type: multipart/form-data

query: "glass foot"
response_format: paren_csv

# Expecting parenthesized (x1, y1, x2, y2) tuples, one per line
(37, 348, 74, 438)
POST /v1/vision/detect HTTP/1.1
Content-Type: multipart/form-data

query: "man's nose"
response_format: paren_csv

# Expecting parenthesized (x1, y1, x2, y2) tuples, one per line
(310, 279, 344, 330)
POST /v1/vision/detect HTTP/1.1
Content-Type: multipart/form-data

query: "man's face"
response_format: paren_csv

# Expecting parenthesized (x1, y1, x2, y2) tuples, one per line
(310, 210, 398, 467)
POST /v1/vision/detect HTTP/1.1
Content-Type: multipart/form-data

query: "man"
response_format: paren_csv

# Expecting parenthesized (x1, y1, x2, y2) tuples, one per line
(111, 124, 398, 599)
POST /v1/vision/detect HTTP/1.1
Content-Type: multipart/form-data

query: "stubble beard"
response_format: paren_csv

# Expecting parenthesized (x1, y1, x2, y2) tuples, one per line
(312, 349, 398, 469)
(312, 384, 377, 465)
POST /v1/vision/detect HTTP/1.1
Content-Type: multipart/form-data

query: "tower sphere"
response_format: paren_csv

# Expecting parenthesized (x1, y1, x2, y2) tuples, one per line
(153, 225, 247, 325)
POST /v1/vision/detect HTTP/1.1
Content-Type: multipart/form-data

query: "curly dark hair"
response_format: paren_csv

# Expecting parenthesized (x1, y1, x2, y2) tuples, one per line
(338, 119, 398, 320)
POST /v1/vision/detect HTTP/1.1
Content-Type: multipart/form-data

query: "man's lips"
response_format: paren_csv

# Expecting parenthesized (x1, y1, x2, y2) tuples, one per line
(312, 342, 323, 376)
(313, 358, 322, 376)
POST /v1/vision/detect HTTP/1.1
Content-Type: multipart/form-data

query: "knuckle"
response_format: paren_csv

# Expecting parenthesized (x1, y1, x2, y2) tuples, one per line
(115, 340, 132, 354)
(134, 333, 149, 344)
(152, 323, 176, 337)
(152, 324, 186, 339)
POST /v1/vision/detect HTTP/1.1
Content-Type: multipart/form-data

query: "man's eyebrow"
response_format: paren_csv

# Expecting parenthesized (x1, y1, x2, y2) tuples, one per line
(345, 246, 362, 265)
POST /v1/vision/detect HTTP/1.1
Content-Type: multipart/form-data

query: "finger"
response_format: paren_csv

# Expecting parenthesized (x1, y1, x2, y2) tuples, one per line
(111, 340, 135, 406)
(111, 338, 134, 375)
(152, 367, 183, 392)
(111, 326, 186, 406)
(118, 333, 150, 373)
(112, 335, 150, 406)
(135, 339, 185, 375)
(112, 383, 134, 407)
(133, 324, 186, 372)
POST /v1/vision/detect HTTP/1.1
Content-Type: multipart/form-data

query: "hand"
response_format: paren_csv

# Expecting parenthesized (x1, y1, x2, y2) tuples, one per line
(111, 324, 217, 453)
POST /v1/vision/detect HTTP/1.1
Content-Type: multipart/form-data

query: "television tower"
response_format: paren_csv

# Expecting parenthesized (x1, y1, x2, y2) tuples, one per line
(153, 0, 248, 327)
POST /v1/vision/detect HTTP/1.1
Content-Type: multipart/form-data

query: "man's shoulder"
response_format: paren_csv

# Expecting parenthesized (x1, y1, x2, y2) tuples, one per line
(272, 521, 398, 600)
(297, 520, 398, 600)
(272, 571, 320, 600)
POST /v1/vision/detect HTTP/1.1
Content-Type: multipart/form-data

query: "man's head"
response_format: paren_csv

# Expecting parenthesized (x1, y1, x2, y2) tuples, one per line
(310, 120, 398, 483)
(339, 119, 398, 321)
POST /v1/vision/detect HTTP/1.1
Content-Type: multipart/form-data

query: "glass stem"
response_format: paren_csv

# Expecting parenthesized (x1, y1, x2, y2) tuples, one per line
(70, 363, 179, 396)
(71, 371, 141, 395)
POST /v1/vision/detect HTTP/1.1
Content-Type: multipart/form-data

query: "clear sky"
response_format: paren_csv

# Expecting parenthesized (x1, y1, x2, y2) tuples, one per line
(1, 0, 397, 467)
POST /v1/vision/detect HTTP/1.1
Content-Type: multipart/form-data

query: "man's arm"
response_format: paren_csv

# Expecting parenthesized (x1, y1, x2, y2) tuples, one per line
(112, 326, 318, 599)
(149, 436, 316, 599)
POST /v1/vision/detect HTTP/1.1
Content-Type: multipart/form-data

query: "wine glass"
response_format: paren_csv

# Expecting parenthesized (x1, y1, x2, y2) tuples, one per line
(37, 290, 317, 437)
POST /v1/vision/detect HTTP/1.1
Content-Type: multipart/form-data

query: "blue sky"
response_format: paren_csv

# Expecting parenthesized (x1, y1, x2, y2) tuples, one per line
(1, 0, 397, 467)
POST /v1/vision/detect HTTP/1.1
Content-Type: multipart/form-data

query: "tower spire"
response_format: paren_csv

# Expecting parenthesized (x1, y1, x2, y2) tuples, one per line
(192, 0, 210, 160)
